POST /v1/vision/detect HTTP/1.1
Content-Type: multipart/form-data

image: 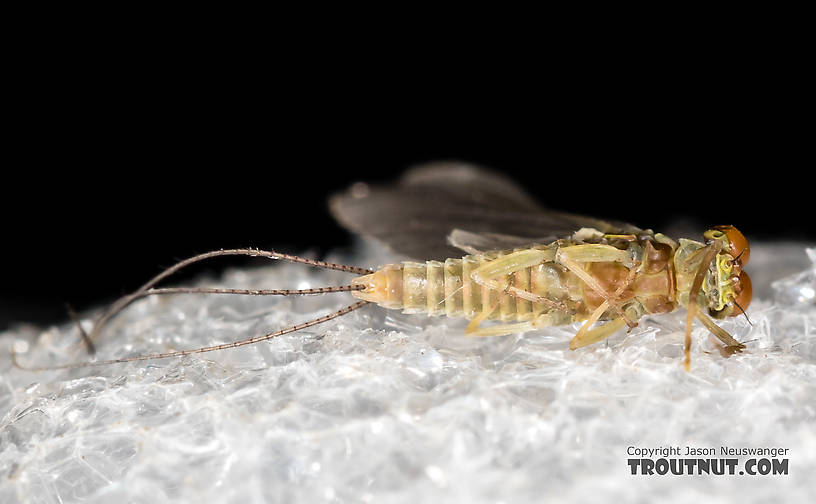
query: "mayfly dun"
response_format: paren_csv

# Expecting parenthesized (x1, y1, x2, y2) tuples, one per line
(14, 162, 751, 372)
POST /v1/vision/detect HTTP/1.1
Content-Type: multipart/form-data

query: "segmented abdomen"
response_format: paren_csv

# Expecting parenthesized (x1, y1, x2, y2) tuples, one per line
(368, 253, 567, 322)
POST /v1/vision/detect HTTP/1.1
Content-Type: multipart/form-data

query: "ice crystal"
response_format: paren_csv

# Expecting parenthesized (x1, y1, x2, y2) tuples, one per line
(1, 243, 814, 503)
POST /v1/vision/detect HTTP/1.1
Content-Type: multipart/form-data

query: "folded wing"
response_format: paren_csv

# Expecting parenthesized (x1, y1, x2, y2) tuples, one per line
(330, 161, 639, 261)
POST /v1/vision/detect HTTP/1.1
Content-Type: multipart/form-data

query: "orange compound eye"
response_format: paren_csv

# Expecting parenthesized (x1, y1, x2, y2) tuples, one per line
(731, 270, 752, 315)
(714, 225, 750, 266)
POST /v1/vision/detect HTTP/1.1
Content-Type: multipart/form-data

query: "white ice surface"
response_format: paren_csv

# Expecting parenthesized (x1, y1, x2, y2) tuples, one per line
(1, 242, 815, 504)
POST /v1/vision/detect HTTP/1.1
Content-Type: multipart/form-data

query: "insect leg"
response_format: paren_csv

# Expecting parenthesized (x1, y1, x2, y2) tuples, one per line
(557, 247, 638, 327)
(470, 249, 551, 291)
(464, 297, 502, 335)
(463, 321, 536, 337)
(556, 244, 631, 264)
(464, 275, 564, 336)
(695, 311, 745, 350)
(682, 242, 721, 371)
(465, 299, 569, 338)
(570, 317, 627, 349)
(464, 298, 535, 337)
(469, 249, 564, 311)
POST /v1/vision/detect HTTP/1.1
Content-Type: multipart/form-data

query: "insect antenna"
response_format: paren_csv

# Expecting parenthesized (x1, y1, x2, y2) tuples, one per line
(730, 248, 747, 265)
(733, 300, 753, 326)
(13, 248, 373, 371)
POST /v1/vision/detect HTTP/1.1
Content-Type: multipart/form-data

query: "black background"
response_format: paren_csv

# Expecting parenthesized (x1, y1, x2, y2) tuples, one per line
(2, 48, 810, 330)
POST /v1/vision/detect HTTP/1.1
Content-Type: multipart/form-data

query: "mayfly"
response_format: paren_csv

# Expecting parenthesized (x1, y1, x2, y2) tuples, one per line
(15, 162, 751, 372)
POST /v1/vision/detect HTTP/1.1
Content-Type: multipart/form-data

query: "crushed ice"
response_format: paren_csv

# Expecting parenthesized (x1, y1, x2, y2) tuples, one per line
(0, 243, 814, 503)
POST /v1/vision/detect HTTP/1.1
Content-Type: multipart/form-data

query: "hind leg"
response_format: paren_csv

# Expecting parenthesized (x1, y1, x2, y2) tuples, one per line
(464, 307, 567, 338)
(568, 300, 628, 349)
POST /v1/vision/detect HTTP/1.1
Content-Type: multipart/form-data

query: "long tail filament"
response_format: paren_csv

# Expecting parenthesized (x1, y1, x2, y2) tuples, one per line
(13, 249, 372, 371)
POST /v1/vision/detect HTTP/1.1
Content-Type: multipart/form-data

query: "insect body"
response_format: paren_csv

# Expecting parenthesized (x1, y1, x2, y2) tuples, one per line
(15, 163, 752, 372)
(349, 227, 751, 369)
